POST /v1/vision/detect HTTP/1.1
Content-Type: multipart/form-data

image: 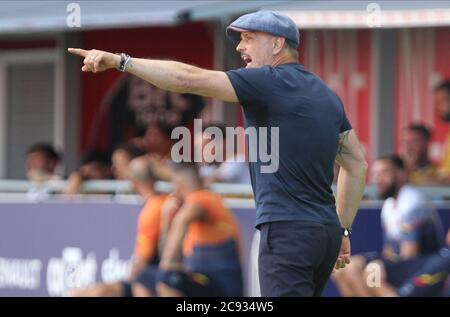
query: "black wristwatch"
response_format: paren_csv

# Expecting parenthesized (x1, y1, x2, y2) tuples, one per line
(342, 227, 352, 237)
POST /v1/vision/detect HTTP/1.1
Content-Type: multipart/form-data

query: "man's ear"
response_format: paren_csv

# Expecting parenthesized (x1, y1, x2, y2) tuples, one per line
(273, 37, 285, 54)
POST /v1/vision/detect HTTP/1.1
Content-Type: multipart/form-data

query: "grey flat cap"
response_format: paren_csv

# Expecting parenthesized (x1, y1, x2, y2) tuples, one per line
(226, 10, 300, 48)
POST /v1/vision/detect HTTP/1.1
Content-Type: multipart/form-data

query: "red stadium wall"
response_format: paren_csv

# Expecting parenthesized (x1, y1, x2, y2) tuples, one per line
(0, 39, 56, 50)
(395, 27, 450, 162)
(301, 30, 373, 162)
(79, 22, 215, 152)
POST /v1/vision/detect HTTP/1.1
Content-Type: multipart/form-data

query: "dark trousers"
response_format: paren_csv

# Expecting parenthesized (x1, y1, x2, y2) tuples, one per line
(258, 221, 342, 297)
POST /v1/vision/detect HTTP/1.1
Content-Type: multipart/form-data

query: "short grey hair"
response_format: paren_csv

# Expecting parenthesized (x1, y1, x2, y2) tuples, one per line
(285, 43, 299, 60)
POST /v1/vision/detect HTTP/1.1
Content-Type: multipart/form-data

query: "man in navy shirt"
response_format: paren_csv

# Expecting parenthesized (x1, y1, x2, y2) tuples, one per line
(68, 10, 368, 297)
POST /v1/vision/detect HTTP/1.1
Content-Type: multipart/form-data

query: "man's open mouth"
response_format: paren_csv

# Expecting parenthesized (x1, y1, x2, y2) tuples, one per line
(241, 54, 252, 66)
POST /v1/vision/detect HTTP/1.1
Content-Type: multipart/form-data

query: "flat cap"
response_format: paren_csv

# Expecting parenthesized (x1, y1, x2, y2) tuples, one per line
(226, 10, 300, 48)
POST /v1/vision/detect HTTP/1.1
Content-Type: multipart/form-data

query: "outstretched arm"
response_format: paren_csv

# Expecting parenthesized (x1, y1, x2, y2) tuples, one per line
(67, 48, 238, 102)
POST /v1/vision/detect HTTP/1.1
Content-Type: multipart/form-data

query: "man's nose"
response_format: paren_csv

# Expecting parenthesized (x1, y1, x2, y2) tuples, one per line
(236, 41, 244, 53)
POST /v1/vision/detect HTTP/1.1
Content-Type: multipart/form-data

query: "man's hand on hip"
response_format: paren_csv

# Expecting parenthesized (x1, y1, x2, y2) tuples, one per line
(68, 48, 120, 73)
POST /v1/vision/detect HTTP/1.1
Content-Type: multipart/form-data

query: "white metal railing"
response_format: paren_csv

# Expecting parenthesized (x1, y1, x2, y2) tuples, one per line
(0, 179, 256, 196)
(1, 179, 450, 207)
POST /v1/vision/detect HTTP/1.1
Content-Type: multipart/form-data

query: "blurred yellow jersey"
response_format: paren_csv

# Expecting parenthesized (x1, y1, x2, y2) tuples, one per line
(438, 133, 450, 177)
(409, 164, 438, 185)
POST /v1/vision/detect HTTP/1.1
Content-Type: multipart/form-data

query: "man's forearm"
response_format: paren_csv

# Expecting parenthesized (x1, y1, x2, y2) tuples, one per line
(157, 218, 172, 257)
(126, 58, 204, 94)
(336, 164, 367, 228)
(67, 48, 238, 102)
(159, 217, 188, 268)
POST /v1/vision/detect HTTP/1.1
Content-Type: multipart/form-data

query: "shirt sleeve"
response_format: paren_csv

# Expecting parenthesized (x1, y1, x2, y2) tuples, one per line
(185, 191, 223, 222)
(225, 67, 272, 106)
(340, 112, 352, 133)
(185, 191, 209, 211)
(337, 96, 352, 132)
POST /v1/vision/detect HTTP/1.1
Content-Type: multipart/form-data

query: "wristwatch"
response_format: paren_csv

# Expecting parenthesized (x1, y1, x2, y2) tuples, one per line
(342, 227, 352, 237)
(117, 53, 131, 72)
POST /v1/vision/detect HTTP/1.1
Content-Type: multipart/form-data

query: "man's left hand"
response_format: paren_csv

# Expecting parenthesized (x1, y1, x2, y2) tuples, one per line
(334, 236, 351, 270)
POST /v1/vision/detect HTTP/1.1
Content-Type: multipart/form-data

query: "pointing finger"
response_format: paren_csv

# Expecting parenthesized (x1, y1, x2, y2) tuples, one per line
(68, 48, 89, 57)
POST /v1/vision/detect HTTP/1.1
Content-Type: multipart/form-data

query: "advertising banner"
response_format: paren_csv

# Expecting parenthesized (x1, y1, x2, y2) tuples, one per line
(0, 201, 448, 296)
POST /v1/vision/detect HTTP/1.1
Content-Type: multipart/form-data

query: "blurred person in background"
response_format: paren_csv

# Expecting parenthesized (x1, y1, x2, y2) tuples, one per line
(363, 228, 450, 297)
(142, 122, 175, 181)
(132, 162, 243, 297)
(111, 143, 146, 180)
(434, 79, 450, 183)
(403, 123, 437, 185)
(197, 123, 222, 181)
(25, 142, 62, 182)
(144, 123, 172, 158)
(333, 154, 444, 296)
(68, 156, 167, 297)
(63, 149, 113, 196)
(197, 122, 250, 185)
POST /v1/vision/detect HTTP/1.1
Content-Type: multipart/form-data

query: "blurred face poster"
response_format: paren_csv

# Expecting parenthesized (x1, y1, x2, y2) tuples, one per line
(86, 74, 205, 152)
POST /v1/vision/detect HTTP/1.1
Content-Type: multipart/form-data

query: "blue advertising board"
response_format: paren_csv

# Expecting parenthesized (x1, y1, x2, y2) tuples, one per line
(0, 201, 448, 296)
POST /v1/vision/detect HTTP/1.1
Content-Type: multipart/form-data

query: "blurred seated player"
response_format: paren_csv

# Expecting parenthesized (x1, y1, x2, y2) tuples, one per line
(333, 154, 444, 296)
(197, 123, 250, 185)
(142, 122, 175, 181)
(68, 156, 167, 296)
(111, 143, 146, 180)
(433, 79, 450, 183)
(63, 149, 113, 196)
(402, 123, 438, 185)
(25, 142, 62, 182)
(364, 228, 450, 297)
(132, 162, 243, 297)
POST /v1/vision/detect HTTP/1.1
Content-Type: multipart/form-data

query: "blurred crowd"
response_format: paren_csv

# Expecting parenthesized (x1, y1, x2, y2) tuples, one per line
(24, 121, 251, 197)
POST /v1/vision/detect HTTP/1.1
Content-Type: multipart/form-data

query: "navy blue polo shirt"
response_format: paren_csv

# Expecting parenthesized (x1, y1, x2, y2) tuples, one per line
(226, 63, 352, 227)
